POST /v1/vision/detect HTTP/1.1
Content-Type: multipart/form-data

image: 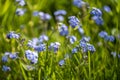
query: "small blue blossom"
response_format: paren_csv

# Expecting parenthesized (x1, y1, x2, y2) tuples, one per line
(9, 53, 18, 59)
(27, 38, 39, 48)
(18, 0, 25, 6)
(68, 16, 80, 28)
(2, 55, 8, 62)
(34, 44, 46, 52)
(80, 37, 90, 43)
(2, 65, 11, 72)
(38, 34, 49, 43)
(108, 35, 115, 42)
(16, 8, 26, 16)
(78, 26, 84, 34)
(99, 31, 108, 38)
(72, 47, 78, 54)
(25, 50, 38, 64)
(55, 15, 64, 22)
(118, 54, 120, 58)
(58, 23, 68, 36)
(87, 43, 96, 53)
(73, 0, 86, 8)
(92, 16, 104, 25)
(54, 10, 67, 16)
(111, 52, 117, 58)
(103, 6, 111, 12)
(90, 7, 102, 17)
(38, 12, 51, 21)
(49, 42, 61, 53)
(33, 11, 39, 16)
(69, 36, 77, 44)
(6, 31, 20, 39)
(59, 60, 65, 66)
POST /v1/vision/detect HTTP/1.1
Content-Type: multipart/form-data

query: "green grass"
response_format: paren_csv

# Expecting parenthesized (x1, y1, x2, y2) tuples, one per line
(0, 0, 120, 80)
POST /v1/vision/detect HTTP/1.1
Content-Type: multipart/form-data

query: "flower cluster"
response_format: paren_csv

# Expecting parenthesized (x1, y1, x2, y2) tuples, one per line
(49, 42, 61, 53)
(68, 16, 80, 28)
(6, 31, 20, 39)
(38, 12, 51, 21)
(25, 50, 38, 64)
(79, 37, 95, 53)
(90, 7, 103, 25)
(73, 0, 86, 8)
(99, 31, 115, 42)
(2, 52, 18, 62)
(54, 10, 67, 22)
(16, 0, 25, 6)
(58, 23, 68, 36)
(2, 65, 11, 72)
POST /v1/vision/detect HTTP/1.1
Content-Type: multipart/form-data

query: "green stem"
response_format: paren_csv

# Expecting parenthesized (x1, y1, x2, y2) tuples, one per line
(88, 51, 91, 79)
(19, 61, 27, 80)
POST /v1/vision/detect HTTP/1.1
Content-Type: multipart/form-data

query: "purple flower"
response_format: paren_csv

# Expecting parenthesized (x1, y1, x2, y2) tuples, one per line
(72, 47, 78, 53)
(108, 35, 115, 42)
(18, 0, 25, 6)
(2, 65, 11, 72)
(68, 16, 80, 28)
(27, 38, 39, 48)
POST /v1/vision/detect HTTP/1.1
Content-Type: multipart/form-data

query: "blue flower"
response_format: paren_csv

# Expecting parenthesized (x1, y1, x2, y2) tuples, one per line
(92, 16, 104, 25)
(111, 52, 116, 58)
(55, 15, 64, 22)
(38, 34, 49, 43)
(58, 23, 68, 36)
(16, 8, 26, 16)
(59, 60, 65, 66)
(27, 38, 39, 48)
(87, 43, 96, 53)
(18, 0, 25, 6)
(38, 12, 51, 21)
(108, 35, 115, 42)
(2, 65, 11, 72)
(54, 10, 67, 16)
(6, 31, 20, 39)
(72, 47, 78, 54)
(90, 7, 102, 17)
(33, 11, 39, 16)
(34, 44, 46, 52)
(99, 31, 108, 38)
(9, 53, 18, 59)
(68, 16, 80, 28)
(69, 36, 77, 44)
(80, 37, 90, 43)
(73, 0, 86, 8)
(49, 42, 61, 53)
(2, 55, 8, 62)
(78, 26, 84, 34)
(103, 6, 111, 12)
(25, 50, 38, 64)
